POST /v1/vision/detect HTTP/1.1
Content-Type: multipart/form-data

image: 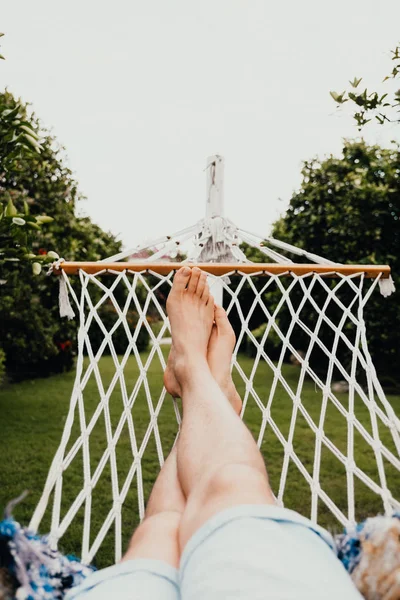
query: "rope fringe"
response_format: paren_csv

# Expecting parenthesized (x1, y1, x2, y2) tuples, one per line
(379, 275, 396, 297)
(59, 274, 75, 320)
(48, 259, 75, 319)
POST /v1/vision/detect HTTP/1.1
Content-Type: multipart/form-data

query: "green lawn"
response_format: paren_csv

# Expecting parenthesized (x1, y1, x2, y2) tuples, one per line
(1, 352, 400, 568)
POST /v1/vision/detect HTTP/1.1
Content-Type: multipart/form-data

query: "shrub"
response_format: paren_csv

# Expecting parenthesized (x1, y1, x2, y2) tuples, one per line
(0, 347, 5, 385)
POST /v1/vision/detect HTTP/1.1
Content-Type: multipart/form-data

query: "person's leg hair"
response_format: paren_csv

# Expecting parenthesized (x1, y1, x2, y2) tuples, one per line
(176, 357, 276, 549)
(122, 444, 185, 568)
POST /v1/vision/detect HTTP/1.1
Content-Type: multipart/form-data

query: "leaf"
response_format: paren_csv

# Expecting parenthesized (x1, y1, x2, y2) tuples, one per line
(32, 262, 42, 275)
(26, 221, 41, 230)
(5, 198, 17, 217)
(349, 77, 362, 88)
(12, 217, 26, 226)
(0, 55, 5, 61)
(20, 125, 38, 139)
(2, 105, 21, 121)
(23, 201, 29, 215)
(330, 91, 346, 104)
(36, 215, 54, 224)
(23, 134, 41, 151)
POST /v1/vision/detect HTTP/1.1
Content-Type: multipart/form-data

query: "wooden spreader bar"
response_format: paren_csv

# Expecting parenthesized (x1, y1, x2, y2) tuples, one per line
(55, 262, 391, 279)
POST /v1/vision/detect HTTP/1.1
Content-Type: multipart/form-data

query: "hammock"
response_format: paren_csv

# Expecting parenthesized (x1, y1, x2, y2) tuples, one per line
(28, 156, 398, 568)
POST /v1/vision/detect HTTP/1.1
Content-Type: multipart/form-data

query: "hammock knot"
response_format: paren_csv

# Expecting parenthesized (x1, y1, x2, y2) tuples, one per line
(194, 216, 240, 263)
(46, 257, 65, 276)
(293, 396, 301, 407)
(311, 482, 321, 495)
(381, 489, 392, 503)
(347, 459, 356, 472)
(285, 443, 293, 455)
(372, 441, 384, 453)
(263, 408, 271, 421)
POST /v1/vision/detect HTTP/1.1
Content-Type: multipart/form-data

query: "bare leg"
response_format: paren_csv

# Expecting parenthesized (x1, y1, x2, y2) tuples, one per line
(166, 267, 275, 550)
(207, 305, 242, 415)
(122, 445, 185, 568)
(164, 303, 242, 415)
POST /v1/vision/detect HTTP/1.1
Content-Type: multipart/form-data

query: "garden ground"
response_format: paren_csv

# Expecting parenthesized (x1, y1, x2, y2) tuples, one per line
(1, 351, 399, 568)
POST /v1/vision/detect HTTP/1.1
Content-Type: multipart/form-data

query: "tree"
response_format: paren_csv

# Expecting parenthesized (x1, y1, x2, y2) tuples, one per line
(0, 35, 55, 272)
(0, 91, 58, 273)
(330, 43, 400, 129)
(270, 140, 400, 387)
(0, 91, 126, 380)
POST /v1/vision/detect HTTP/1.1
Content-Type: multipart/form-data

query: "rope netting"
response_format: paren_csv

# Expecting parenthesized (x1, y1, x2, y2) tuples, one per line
(30, 265, 400, 566)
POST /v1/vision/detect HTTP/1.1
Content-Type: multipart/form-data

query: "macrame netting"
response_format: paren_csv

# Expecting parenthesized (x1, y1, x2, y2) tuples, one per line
(30, 264, 400, 566)
(28, 154, 400, 566)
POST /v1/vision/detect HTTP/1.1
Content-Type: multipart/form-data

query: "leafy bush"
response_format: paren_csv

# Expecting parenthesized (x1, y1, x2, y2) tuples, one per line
(269, 140, 400, 384)
(0, 92, 123, 380)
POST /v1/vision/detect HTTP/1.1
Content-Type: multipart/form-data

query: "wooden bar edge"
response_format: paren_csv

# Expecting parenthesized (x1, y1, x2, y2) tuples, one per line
(54, 262, 392, 279)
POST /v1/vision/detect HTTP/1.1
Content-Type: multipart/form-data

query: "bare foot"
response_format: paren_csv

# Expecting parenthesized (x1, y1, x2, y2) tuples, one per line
(163, 344, 181, 398)
(164, 267, 214, 384)
(208, 305, 242, 415)
(164, 292, 242, 414)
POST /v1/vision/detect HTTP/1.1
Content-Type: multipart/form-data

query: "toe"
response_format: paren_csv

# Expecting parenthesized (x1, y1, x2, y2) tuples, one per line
(196, 271, 208, 298)
(202, 282, 210, 303)
(214, 305, 227, 323)
(187, 267, 202, 294)
(172, 266, 191, 292)
(214, 305, 234, 335)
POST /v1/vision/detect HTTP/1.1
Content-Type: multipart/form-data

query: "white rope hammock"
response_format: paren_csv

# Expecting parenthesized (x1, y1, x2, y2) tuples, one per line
(32, 156, 398, 566)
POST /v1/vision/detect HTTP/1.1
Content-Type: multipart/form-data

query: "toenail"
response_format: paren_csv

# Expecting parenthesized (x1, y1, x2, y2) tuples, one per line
(181, 267, 191, 275)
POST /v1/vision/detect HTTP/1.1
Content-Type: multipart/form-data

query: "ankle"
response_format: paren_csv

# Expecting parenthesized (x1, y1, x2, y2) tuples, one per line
(174, 353, 209, 388)
(221, 381, 242, 415)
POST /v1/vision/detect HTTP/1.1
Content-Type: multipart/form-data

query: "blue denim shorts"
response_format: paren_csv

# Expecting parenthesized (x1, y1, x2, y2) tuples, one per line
(66, 505, 361, 599)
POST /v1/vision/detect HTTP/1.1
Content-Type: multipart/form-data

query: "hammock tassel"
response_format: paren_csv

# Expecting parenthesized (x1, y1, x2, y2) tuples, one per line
(379, 275, 395, 298)
(48, 259, 76, 319)
(59, 274, 75, 320)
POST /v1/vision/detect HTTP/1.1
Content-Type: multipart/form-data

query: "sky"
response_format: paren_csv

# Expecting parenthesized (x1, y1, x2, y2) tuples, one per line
(2, 0, 400, 252)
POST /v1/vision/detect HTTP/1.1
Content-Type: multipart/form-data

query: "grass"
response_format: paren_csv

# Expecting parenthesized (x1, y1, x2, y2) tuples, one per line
(1, 351, 399, 568)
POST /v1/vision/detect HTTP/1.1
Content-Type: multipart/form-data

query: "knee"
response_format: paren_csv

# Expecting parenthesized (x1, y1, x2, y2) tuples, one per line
(202, 463, 272, 504)
(132, 510, 182, 545)
(123, 510, 182, 566)
(179, 463, 274, 549)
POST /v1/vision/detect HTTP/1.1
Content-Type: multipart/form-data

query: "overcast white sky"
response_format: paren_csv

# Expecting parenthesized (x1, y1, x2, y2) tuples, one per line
(2, 1, 400, 251)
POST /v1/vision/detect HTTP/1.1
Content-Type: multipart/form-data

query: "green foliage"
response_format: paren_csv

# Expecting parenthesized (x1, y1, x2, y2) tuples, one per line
(331, 43, 400, 128)
(0, 31, 4, 61)
(0, 346, 5, 385)
(269, 140, 400, 384)
(0, 96, 43, 172)
(0, 51, 56, 269)
(0, 190, 58, 271)
(0, 91, 134, 380)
